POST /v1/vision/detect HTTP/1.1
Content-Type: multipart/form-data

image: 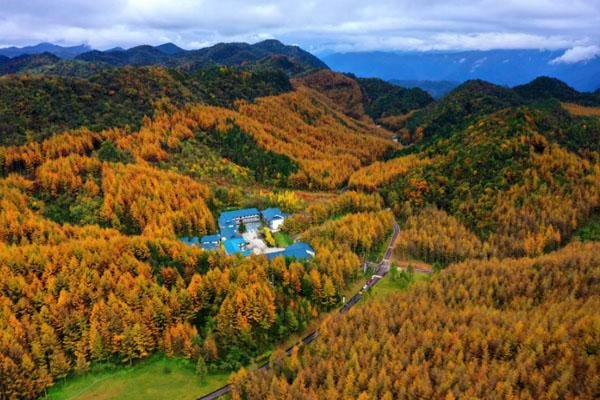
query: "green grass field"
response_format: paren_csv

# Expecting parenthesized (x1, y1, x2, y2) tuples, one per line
(362, 270, 430, 302)
(46, 356, 229, 400)
(274, 231, 293, 247)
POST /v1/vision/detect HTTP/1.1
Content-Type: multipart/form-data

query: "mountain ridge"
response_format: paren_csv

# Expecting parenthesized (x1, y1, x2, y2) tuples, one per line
(74, 39, 328, 72)
(0, 42, 92, 59)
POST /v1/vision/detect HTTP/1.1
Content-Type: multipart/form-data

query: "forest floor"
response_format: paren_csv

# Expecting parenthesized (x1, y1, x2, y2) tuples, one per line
(46, 355, 229, 400)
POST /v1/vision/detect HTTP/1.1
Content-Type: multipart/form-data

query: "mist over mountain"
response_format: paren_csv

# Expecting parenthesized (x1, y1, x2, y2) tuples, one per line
(322, 49, 600, 92)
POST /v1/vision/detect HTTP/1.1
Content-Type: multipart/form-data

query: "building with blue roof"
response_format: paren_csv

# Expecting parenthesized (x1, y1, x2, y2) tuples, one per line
(266, 242, 315, 261)
(200, 234, 221, 250)
(224, 237, 252, 256)
(179, 207, 313, 261)
(218, 208, 261, 239)
(261, 208, 287, 231)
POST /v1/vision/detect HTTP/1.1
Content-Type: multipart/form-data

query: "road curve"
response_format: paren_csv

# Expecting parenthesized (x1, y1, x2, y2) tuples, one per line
(197, 220, 401, 400)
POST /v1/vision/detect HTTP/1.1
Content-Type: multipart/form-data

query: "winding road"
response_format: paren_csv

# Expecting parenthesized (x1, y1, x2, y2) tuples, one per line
(197, 220, 402, 400)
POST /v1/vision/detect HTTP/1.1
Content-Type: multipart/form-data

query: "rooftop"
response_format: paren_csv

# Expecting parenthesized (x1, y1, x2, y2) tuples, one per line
(201, 234, 221, 243)
(224, 237, 252, 256)
(218, 208, 261, 227)
(266, 242, 315, 261)
(261, 207, 287, 223)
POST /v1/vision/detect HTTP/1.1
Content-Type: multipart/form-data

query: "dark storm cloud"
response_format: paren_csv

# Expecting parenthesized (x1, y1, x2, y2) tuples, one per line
(1, 0, 599, 61)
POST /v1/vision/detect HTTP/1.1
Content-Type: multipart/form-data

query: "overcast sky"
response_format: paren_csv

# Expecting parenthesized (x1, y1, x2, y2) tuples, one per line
(1, 0, 599, 60)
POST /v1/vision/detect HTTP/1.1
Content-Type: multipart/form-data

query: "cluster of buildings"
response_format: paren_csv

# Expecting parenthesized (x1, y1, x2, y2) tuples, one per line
(180, 207, 314, 260)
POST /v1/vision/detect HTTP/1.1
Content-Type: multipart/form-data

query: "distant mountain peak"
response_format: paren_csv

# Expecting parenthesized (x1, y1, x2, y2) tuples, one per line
(155, 42, 186, 55)
(253, 39, 286, 50)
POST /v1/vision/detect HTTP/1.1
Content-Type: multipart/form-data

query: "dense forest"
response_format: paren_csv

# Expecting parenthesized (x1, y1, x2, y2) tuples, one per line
(230, 242, 600, 399)
(0, 65, 292, 145)
(0, 43, 599, 399)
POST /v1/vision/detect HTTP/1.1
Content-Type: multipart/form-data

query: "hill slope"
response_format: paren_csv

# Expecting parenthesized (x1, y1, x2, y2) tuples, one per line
(0, 65, 292, 145)
(294, 70, 433, 128)
(231, 241, 600, 399)
(350, 78, 600, 259)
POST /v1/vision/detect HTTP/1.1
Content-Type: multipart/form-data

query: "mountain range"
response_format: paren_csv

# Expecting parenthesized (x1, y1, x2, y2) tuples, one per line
(2, 42, 600, 93)
(322, 49, 600, 92)
(0, 40, 326, 77)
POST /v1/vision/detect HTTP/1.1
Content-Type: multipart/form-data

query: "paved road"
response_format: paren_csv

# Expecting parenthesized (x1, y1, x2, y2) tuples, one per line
(197, 221, 401, 400)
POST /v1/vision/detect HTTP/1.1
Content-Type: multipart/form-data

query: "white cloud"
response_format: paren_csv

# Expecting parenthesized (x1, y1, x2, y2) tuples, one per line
(550, 45, 600, 64)
(0, 0, 599, 52)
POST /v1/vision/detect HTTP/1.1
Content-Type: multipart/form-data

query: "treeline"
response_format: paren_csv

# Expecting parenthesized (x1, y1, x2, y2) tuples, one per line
(230, 242, 600, 399)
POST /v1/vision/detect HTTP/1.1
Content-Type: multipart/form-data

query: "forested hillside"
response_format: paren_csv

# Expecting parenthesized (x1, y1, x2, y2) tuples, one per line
(231, 242, 600, 399)
(0, 63, 402, 398)
(403, 77, 600, 145)
(353, 111, 599, 259)
(0, 66, 292, 146)
(295, 70, 433, 130)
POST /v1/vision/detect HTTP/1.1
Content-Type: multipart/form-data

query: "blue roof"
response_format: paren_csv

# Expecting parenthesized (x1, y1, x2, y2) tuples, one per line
(224, 238, 252, 256)
(200, 234, 220, 250)
(201, 234, 221, 243)
(179, 237, 200, 246)
(218, 208, 260, 227)
(266, 242, 314, 261)
(220, 226, 239, 240)
(261, 208, 287, 223)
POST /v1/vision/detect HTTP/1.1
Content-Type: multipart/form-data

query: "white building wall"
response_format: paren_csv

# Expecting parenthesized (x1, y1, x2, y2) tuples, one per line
(269, 217, 285, 232)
